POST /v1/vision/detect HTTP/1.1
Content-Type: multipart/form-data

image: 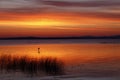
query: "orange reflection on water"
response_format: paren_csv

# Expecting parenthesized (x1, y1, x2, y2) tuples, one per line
(0, 44, 120, 64)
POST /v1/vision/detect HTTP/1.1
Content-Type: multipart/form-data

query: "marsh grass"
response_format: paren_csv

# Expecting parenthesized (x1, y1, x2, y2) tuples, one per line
(0, 54, 64, 76)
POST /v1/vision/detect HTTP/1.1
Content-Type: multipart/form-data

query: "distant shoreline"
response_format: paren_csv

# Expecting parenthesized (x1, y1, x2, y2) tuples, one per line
(0, 35, 120, 40)
(0, 39, 119, 46)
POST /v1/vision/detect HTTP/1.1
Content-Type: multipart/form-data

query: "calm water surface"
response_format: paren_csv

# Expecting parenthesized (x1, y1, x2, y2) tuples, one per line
(0, 43, 120, 64)
(0, 40, 120, 78)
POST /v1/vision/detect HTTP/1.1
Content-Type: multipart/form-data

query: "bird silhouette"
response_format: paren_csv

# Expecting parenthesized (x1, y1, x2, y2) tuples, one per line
(38, 48, 40, 54)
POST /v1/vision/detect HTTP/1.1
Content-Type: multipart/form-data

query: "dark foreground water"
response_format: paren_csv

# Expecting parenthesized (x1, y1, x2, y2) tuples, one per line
(0, 39, 120, 80)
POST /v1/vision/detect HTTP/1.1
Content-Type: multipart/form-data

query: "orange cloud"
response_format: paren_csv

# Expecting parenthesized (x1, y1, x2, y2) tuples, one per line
(0, 6, 120, 37)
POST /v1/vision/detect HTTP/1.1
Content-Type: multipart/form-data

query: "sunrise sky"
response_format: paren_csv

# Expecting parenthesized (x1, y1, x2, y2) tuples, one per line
(0, 0, 120, 38)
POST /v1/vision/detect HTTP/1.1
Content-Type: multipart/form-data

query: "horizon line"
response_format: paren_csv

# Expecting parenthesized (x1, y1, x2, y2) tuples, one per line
(0, 35, 120, 40)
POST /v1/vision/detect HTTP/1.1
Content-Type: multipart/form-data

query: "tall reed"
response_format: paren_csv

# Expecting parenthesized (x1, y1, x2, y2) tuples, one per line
(0, 54, 64, 75)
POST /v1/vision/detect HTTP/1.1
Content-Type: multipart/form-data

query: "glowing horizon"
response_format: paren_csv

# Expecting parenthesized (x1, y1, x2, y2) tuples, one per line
(0, 0, 120, 38)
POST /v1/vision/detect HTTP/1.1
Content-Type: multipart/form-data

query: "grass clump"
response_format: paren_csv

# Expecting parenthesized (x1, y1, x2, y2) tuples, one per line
(0, 54, 64, 76)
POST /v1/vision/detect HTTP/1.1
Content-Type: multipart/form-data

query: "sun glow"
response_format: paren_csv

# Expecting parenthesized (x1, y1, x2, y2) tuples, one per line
(0, 19, 80, 28)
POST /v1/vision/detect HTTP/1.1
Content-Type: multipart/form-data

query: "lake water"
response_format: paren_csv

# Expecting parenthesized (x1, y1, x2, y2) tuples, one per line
(0, 39, 120, 79)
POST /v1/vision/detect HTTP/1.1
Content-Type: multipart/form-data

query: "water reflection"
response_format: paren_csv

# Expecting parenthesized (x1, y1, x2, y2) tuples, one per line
(0, 44, 120, 64)
(0, 43, 120, 77)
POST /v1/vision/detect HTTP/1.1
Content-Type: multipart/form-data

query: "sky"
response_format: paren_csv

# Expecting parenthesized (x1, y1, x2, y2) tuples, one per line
(0, 0, 120, 38)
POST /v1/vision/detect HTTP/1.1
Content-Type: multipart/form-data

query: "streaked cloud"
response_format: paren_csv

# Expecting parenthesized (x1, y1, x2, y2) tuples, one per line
(0, 0, 120, 37)
(42, 0, 120, 7)
(0, 0, 119, 20)
(0, 0, 37, 8)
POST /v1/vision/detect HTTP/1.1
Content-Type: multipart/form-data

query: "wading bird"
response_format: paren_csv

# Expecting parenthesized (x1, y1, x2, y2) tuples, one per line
(38, 48, 40, 54)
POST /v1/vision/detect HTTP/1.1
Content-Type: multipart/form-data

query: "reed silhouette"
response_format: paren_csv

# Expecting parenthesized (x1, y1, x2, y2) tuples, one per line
(0, 54, 64, 76)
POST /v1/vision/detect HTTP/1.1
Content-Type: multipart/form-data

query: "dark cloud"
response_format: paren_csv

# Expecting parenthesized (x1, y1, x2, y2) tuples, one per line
(0, 0, 39, 8)
(42, 0, 120, 7)
(0, 0, 119, 21)
(77, 12, 120, 20)
(0, 0, 120, 9)
(0, 7, 49, 14)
